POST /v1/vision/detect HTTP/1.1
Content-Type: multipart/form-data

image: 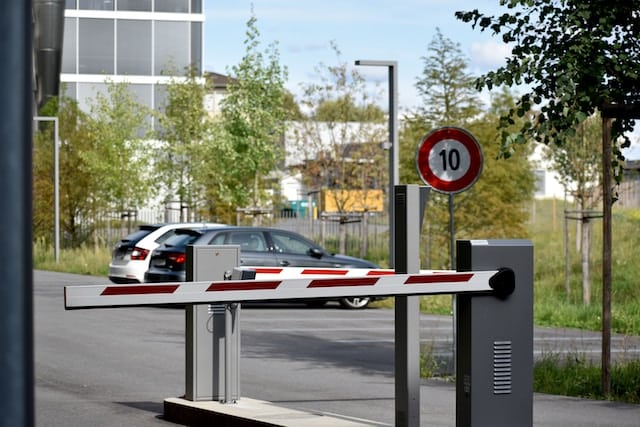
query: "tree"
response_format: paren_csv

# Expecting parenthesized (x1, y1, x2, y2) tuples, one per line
(456, 0, 640, 395)
(416, 27, 482, 126)
(282, 90, 305, 121)
(455, 2, 638, 164)
(413, 28, 484, 268)
(401, 30, 535, 269)
(34, 82, 153, 248)
(544, 112, 602, 305)
(86, 80, 153, 228)
(291, 43, 387, 253)
(155, 67, 210, 222)
(294, 42, 387, 212)
(34, 96, 100, 247)
(220, 14, 289, 215)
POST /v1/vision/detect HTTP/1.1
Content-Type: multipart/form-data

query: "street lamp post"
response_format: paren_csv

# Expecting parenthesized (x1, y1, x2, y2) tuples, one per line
(357, 60, 422, 427)
(354, 60, 398, 267)
(33, 116, 60, 263)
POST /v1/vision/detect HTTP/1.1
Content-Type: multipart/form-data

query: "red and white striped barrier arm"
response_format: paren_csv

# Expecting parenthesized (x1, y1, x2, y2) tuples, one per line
(64, 269, 510, 310)
(252, 267, 398, 278)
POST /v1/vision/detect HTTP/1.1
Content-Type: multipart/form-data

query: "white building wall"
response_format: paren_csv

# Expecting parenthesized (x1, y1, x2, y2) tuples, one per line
(529, 143, 568, 199)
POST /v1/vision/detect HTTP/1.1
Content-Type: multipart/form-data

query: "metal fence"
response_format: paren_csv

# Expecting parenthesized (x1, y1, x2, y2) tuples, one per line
(273, 213, 390, 262)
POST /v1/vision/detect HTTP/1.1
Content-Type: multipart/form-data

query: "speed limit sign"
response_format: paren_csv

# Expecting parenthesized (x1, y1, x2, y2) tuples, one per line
(415, 126, 483, 194)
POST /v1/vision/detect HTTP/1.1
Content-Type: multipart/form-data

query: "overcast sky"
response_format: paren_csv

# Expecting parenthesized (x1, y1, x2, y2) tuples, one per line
(203, 0, 510, 112)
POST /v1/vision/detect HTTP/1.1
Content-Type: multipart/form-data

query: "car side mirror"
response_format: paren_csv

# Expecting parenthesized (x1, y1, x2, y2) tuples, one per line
(308, 247, 324, 259)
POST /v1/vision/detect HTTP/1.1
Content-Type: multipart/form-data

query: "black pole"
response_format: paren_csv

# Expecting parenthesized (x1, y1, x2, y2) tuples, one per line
(0, 1, 34, 426)
(601, 116, 612, 396)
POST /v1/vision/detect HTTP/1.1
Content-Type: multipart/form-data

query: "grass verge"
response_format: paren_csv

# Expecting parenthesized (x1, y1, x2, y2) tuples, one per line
(534, 353, 640, 404)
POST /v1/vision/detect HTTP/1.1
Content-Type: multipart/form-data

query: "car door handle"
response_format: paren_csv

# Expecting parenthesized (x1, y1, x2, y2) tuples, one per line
(279, 260, 290, 266)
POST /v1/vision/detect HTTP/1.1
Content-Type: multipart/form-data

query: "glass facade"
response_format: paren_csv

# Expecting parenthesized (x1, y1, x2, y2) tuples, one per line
(155, 0, 189, 13)
(62, 17, 76, 73)
(62, 0, 204, 113)
(118, 0, 152, 11)
(67, 0, 200, 12)
(154, 21, 190, 75)
(78, 18, 114, 74)
(79, 0, 114, 10)
(117, 20, 152, 75)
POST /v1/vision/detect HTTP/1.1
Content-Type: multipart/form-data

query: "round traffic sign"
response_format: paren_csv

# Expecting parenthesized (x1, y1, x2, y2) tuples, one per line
(415, 126, 483, 194)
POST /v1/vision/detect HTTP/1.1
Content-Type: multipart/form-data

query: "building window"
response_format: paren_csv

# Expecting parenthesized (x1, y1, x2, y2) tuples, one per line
(154, 21, 189, 75)
(117, 20, 152, 75)
(62, 17, 76, 73)
(155, 0, 189, 13)
(117, 0, 152, 11)
(79, 0, 114, 10)
(79, 18, 114, 74)
(191, 21, 201, 71)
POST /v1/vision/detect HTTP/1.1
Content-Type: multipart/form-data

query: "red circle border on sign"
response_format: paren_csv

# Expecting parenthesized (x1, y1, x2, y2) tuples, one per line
(415, 127, 483, 194)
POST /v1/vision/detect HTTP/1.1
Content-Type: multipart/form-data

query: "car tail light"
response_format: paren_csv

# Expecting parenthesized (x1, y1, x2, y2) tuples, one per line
(131, 247, 150, 260)
(167, 253, 186, 265)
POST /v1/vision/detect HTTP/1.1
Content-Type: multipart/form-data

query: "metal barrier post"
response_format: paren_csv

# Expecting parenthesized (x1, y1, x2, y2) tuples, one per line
(185, 245, 241, 402)
(394, 184, 429, 427)
(455, 240, 533, 427)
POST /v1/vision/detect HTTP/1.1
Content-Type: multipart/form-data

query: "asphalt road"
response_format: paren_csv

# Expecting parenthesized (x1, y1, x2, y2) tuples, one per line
(35, 270, 640, 426)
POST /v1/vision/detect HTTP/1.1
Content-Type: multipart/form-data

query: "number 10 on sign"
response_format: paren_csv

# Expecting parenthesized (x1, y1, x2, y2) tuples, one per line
(415, 127, 483, 194)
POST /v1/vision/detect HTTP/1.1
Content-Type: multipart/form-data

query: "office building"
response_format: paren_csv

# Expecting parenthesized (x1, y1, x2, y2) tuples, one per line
(61, 0, 204, 113)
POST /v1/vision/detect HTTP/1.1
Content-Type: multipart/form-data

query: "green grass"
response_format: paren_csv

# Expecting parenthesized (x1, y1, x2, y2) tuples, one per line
(534, 353, 640, 403)
(370, 200, 640, 336)
(33, 238, 110, 277)
(530, 201, 640, 335)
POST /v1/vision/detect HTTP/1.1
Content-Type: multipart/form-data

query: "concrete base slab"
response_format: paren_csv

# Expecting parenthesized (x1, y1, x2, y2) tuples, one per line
(163, 396, 378, 427)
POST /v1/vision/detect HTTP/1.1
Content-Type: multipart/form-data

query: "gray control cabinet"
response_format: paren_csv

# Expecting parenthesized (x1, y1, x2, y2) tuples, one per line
(185, 245, 241, 402)
(455, 240, 533, 427)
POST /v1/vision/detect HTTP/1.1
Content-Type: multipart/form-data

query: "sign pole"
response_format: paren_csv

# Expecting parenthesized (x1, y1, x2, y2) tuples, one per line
(449, 192, 457, 375)
(415, 126, 483, 392)
(449, 193, 455, 269)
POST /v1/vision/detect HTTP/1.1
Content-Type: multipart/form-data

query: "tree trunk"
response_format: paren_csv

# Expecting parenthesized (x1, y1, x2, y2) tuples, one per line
(581, 217, 591, 305)
(360, 213, 368, 258)
(576, 215, 582, 252)
(339, 221, 347, 254)
(564, 209, 571, 302)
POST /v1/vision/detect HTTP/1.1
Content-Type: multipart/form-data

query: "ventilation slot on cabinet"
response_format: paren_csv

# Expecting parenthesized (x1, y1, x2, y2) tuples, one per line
(493, 340, 512, 395)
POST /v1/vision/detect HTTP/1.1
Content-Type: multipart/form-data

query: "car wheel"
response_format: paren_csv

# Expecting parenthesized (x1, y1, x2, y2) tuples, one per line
(339, 297, 370, 309)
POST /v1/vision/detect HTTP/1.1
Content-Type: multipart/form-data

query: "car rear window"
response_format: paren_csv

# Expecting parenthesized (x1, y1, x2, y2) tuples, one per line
(162, 231, 202, 248)
(155, 229, 179, 245)
(120, 228, 153, 245)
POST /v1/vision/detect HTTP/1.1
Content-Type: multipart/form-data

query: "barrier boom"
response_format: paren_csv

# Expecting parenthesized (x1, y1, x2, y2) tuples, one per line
(64, 268, 513, 310)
